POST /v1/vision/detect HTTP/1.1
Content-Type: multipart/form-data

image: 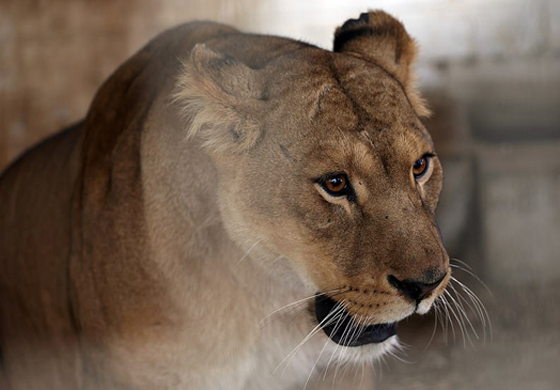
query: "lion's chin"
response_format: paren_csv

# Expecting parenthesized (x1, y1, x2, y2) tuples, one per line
(319, 334, 400, 367)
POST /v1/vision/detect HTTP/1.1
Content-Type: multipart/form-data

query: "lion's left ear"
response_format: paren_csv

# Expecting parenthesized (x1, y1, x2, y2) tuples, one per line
(333, 11, 430, 117)
(174, 44, 266, 153)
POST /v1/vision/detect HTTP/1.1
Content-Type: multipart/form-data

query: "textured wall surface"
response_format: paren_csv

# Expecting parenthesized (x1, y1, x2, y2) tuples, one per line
(1, 1, 559, 389)
(0, 0, 261, 169)
(2, 0, 559, 168)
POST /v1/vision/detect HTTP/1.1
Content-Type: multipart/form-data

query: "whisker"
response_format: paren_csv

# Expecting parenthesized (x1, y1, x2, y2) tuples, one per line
(266, 290, 351, 331)
(377, 353, 384, 382)
(325, 310, 356, 383)
(333, 315, 360, 384)
(259, 287, 346, 326)
(451, 276, 493, 341)
(440, 294, 457, 343)
(424, 299, 440, 350)
(394, 340, 412, 353)
(443, 291, 469, 348)
(275, 299, 346, 375)
(353, 315, 369, 346)
(349, 314, 365, 346)
(236, 238, 263, 264)
(368, 360, 377, 382)
(340, 360, 353, 386)
(379, 352, 390, 379)
(444, 290, 477, 348)
(387, 348, 414, 364)
(303, 331, 331, 390)
(451, 276, 491, 328)
(450, 258, 474, 271)
(449, 278, 484, 326)
(329, 315, 354, 382)
(448, 280, 483, 340)
(321, 304, 351, 381)
(322, 298, 365, 381)
(434, 299, 449, 343)
(450, 258, 493, 296)
(358, 362, 366, 389)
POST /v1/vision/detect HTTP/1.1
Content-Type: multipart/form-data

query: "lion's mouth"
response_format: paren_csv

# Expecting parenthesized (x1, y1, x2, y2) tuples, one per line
(314, 294, 397, 347)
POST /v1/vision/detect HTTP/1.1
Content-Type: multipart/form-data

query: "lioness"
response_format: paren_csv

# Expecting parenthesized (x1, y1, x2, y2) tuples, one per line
(0, 11, 449, 390)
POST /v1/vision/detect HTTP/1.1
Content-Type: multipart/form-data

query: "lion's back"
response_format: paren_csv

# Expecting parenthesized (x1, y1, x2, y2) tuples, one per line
(0, 20, 247, 389)
(0, 20, 315, 389)
(0, 122, 84, 390)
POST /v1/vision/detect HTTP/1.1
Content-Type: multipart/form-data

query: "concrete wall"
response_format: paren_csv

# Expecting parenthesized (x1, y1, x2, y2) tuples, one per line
(2, 0, 559, 168)
(1, 1, 559, 388)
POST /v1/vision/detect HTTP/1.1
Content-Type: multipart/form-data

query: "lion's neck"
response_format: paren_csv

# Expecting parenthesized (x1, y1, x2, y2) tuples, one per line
(141, 97, 306, 310)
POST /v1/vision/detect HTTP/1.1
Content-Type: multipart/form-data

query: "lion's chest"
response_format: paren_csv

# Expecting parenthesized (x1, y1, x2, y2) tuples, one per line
(239, 311, 328, 390)
(116, 299, 326, 390)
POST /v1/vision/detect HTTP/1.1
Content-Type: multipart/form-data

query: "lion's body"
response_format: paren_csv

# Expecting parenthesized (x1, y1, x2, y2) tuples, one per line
(1, 13, 449, 390)
(0, 23, 319, 390)
(0, 123, 84, 389)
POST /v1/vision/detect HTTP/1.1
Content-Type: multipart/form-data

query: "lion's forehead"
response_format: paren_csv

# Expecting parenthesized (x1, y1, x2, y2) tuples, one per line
(266, 54, 432, 175)
(270, 55, 423, 134)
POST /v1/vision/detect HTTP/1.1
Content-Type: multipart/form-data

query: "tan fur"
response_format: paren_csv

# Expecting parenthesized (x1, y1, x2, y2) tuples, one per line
(0, 12, 449, 390)
(334, 10, 431, 117)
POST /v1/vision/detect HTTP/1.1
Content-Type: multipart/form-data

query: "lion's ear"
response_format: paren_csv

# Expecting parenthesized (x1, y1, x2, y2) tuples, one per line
(333, 11, 430, 117)
(174, 44, 265, 152)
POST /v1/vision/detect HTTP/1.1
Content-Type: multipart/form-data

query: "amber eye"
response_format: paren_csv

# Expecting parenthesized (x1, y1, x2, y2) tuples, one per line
(412, 156, 430, 178)
(320, 174, 350, 196)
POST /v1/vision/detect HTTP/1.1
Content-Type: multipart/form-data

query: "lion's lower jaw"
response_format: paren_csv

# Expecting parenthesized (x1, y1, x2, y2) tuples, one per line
(318, 335, 400, 368)
(242, 336, 400, 390)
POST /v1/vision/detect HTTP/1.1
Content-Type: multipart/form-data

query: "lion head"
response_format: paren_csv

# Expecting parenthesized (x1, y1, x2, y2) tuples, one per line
(175, 11, 449, 358)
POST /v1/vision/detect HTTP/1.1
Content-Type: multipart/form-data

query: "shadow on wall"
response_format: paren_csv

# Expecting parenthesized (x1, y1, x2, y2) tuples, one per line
(427, 56, 560, 287)
(383, 25, 560, 389)
(1, 1, 559, 389)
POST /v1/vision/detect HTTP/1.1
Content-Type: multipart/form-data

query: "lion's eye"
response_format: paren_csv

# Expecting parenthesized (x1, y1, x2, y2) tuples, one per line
(412, 156, 430, 179)
(320, 174, 350, 197)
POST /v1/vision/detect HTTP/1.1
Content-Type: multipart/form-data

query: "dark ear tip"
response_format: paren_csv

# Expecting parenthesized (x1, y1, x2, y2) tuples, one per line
(336, 10, 406, 34)
(339, 12, 370, 31)
(359, 12, 370, 22)
(334, 10, 411, 53)
(334, 12, 374, 53)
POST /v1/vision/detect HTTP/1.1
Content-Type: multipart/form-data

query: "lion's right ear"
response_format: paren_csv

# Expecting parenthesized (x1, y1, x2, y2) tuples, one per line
(174, 44, 266, 153)
(333, 11, 430, 117)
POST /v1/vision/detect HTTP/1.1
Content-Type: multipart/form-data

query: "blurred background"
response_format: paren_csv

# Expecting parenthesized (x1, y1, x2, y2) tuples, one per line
(1, 0, 559, 389)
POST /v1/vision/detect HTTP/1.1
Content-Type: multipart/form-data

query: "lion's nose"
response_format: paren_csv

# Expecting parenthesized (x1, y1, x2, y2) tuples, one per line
(387, 273, 446, 302)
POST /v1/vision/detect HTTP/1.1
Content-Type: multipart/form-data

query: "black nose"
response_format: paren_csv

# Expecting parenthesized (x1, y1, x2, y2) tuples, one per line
(388, 273, 446, 302)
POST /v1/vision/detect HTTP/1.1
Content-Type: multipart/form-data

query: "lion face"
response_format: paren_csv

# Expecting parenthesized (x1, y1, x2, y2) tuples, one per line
(176, 11, 449, 350)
